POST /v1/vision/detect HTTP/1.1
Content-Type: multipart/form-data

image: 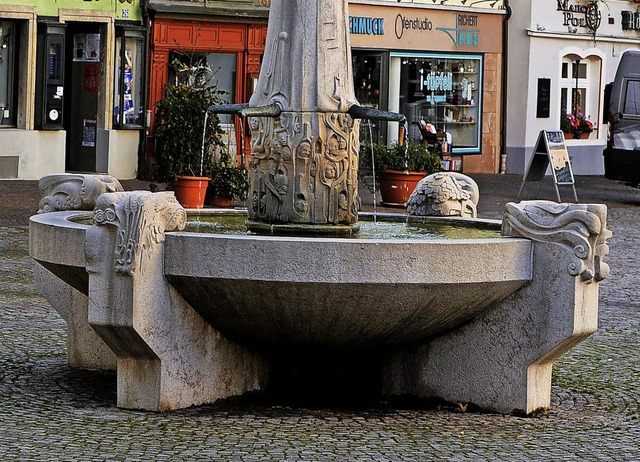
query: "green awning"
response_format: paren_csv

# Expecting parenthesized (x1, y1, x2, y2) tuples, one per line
(148, 1, 269, 19)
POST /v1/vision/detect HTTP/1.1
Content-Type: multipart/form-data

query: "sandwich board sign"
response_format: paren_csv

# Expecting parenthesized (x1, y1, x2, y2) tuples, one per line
(517, 130, 578, 202)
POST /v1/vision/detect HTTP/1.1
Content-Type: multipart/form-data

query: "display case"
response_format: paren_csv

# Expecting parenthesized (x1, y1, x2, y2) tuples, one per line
(35, 24, 66, 130)
(397, 53, 483, 154)
(114, 27, 145, 128)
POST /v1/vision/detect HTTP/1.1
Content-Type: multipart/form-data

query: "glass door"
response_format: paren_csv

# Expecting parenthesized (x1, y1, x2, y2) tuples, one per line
(352, 51, 385, 144)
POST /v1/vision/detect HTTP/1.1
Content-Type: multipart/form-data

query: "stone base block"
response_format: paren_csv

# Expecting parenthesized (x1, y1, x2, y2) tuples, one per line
(33, 263, 116, 370)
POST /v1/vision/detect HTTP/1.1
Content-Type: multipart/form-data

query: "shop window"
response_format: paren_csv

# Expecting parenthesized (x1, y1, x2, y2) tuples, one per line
(392, 53, 483, 154)
(114, 28, 144, 128)
(0, 20, 18, 127)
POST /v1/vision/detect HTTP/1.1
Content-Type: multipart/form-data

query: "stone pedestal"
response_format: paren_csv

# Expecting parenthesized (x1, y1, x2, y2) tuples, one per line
(84, 192, 268, 411)
(381, 201, 611, 415)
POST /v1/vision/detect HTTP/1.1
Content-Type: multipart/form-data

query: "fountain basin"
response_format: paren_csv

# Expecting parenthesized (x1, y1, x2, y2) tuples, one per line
(30, 211, 90, 295)
(31, 210, 532, 348)
(165, 226, 532, 347)
(29, 197, 610, 415)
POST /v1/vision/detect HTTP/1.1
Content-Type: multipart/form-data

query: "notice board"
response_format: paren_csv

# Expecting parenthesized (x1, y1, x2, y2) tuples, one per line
(518, 130, 578, 202)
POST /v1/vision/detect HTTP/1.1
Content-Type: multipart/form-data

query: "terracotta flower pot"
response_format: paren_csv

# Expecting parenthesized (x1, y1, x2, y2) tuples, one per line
(378, 169, 428, 207)
(563, 131, 591, 140)
(172, 175, 211, 209)
(204, 191, 233, 208)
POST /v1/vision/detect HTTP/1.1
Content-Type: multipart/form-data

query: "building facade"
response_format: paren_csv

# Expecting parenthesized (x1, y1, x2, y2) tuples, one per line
(506, 0, 640, 175)
(349, 0, 507, 173)
(0, 0, 145, 180)
(145, 0, 269, 174)
(1, 0, 508, 179)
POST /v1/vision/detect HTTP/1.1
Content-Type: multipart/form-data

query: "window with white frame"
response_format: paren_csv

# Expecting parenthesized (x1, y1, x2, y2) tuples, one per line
(560, 58, 588, 117)
(559, 55, 601, 135)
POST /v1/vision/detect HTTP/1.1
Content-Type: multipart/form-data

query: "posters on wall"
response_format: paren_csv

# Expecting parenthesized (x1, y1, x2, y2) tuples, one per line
(82, 119, 97, 147)
(73, 34, 100, 62)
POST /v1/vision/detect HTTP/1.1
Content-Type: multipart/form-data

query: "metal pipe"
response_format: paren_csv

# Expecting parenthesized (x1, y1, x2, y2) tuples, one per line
(206, 103, 283, 119)
(206, 103, 249, 115)
(347, 105, 406, 123)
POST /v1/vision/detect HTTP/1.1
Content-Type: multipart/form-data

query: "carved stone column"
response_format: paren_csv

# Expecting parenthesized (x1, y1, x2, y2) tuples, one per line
(247, 0, 360, 231)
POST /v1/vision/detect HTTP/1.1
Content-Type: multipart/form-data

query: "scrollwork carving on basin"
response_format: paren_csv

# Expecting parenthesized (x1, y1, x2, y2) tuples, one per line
(501, 200, 612, 282)
(38, 174, 124, 213)
(92, 191, 187, 275)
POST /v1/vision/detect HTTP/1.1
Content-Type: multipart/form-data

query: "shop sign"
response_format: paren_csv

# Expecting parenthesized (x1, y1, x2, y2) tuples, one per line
(556, 0, 589, 28)
(436, 13, 479, 47)
(621, 11, 640, 31)
(348, 4, 502, 53)
(350, 16, 385, 35)
(423, 72, 452, 103)
(394, 14, 433, 39)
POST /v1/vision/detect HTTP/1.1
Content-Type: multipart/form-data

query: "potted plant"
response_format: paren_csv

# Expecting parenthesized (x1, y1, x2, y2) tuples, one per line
(205, 150, 249, 207)
(154, 57, 226, 208)
(561, 112, 594, 139)
(360, 140, 442, 206)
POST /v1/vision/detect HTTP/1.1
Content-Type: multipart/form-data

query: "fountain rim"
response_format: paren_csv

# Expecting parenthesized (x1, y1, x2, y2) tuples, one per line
(32, 208, 511, 244)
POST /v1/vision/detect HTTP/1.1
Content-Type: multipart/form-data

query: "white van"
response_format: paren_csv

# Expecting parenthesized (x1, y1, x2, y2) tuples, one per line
(603, 50, 640, 186)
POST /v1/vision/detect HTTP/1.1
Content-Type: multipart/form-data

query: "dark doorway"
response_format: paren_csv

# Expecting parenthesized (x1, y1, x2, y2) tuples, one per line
(65, 23, 101, 172)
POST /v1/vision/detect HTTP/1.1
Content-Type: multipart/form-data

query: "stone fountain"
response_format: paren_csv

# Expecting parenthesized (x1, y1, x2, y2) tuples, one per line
(29, 0, 611, 415)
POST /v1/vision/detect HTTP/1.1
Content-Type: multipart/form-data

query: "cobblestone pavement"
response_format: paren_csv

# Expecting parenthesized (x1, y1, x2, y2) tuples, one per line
(1, 176, 639, 461)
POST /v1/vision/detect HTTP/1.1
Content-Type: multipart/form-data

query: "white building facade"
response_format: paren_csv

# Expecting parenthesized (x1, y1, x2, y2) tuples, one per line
(506, 0, 640, 175)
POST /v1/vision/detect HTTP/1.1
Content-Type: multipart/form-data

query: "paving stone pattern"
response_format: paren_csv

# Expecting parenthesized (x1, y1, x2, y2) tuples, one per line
(1, 176, 639, 461)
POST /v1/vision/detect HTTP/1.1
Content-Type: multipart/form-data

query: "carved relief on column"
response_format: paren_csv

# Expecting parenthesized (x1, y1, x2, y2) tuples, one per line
(247, 112, 359, 226)
(91, 191, 187, 275)
(502, 201, 612, 282)
(38, 174, 124, 213)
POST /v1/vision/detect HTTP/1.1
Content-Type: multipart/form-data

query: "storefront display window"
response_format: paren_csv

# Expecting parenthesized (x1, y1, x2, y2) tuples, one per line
(114, 29, 144, 128)
(0, 20, 17, 127)
(392, 53, 483, 154)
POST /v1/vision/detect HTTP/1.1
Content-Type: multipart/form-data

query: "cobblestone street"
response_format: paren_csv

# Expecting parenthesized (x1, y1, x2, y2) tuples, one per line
(1, 175, 639, 461)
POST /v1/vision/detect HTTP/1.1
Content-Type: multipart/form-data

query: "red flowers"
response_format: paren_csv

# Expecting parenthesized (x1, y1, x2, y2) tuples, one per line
(561, 112, 594, 136)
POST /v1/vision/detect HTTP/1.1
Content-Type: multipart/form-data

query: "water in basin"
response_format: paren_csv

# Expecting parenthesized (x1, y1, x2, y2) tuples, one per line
(184, 212, 501, 240)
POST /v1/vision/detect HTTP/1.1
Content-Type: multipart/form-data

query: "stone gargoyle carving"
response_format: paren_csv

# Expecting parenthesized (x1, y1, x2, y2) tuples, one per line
(502, 200, 612, 283)
(38, 174, 124, 213)
(91, 191, 187, 275)
(406, 172, 480, 218)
